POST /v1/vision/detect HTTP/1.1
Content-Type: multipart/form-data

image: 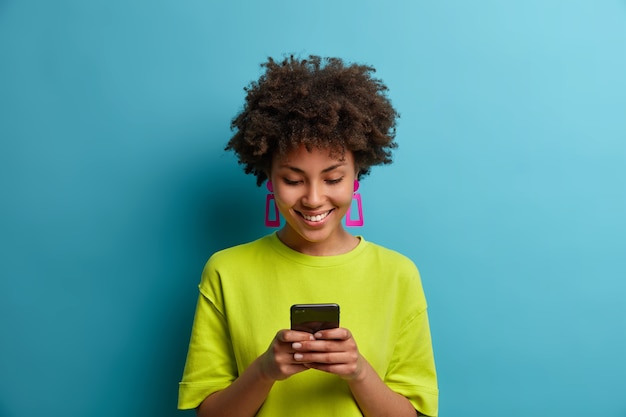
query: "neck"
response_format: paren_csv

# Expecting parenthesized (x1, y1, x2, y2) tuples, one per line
(276, 228, 360, 256)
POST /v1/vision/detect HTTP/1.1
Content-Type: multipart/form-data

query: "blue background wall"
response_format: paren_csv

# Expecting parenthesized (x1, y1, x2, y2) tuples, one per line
(1, 1, 625, 416)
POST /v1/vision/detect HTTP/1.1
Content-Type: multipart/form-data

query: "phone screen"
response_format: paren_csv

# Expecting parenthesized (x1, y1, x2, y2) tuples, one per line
(290, 303, 340, 333)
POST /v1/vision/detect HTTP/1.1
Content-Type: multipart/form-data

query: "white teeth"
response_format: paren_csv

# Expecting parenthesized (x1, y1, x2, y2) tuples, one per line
(302, 211, 330, 222)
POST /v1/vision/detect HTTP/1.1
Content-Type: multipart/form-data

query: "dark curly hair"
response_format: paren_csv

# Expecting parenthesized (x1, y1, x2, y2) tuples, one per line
(225, 55, 399, 186)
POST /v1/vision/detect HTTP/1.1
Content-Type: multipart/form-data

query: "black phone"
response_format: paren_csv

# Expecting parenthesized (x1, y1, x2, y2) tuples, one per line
(290, 303, 340, 333)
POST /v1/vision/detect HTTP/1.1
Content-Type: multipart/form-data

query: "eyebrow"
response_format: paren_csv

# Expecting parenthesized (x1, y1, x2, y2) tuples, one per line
(280, 162, 346, 174)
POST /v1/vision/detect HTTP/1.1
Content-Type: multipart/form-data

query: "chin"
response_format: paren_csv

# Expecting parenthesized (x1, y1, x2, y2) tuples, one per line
(298, 223, 344, 243)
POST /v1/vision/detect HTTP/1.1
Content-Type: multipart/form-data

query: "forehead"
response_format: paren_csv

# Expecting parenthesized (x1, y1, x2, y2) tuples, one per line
(273, 145, 353, 167)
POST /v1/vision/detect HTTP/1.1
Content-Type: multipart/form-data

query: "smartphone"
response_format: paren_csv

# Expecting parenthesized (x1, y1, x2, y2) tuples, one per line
(290, 303, 340, 333)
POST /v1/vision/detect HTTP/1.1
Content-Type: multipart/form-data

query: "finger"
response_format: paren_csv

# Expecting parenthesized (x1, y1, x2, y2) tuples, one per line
(293, 350, 358, 364)
(305, 362, 360, 378)
(314, 327, 351, 340)
(292, 339, 342, 352)
(292, 339, 358, 355)
(277, 330, 316, 343)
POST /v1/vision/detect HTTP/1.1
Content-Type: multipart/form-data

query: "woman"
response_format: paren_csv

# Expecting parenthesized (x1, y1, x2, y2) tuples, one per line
(178, 55, 438, 416)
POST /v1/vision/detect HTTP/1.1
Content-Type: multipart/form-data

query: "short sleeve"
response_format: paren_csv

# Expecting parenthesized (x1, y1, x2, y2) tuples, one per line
(384, 308, 439, 416)
(178, 265, 238, 409)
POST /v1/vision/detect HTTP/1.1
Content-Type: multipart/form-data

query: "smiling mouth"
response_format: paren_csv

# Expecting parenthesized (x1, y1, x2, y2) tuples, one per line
(299, 210, 333, 222)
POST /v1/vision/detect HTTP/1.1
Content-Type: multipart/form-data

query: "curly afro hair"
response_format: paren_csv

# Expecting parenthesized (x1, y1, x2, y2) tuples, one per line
(225, 55, 399, 186)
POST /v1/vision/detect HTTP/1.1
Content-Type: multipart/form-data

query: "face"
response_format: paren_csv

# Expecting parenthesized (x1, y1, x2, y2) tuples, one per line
(270, 145, 358, 255)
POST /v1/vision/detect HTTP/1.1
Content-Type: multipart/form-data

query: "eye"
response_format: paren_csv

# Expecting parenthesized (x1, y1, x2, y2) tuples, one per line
(283, 178, 302, 185)
(325, 177, 344, 185)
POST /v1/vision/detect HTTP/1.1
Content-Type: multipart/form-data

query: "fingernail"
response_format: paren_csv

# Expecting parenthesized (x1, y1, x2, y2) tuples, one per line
(292, 342, 302, 349)
(294, 353, 303, 360)
(314, 332, 322, 339)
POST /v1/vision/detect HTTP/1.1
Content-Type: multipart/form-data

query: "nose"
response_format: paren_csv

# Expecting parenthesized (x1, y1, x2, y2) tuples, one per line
(302, 182, 324, 208)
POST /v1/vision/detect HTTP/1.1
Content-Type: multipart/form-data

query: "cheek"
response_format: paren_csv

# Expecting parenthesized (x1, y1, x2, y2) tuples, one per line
(334, 189, 356, 207)
(273, 187, 297, 207)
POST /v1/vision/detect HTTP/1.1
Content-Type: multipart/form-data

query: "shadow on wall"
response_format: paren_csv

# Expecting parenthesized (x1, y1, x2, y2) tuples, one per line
(200, 178, 268, 252)
(149, 153, 266, 416)
(88, 137, 267, 417)
(159, 159, 266, 416)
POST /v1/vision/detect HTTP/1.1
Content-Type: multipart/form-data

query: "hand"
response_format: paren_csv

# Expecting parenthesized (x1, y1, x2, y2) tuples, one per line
(259, 330, 316, 381)
(291, 327, 365, 381)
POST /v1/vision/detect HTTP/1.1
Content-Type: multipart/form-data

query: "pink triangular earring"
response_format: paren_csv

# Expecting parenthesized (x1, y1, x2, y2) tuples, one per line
(265, 181, 280, 227)
(345, 180, 364, 227)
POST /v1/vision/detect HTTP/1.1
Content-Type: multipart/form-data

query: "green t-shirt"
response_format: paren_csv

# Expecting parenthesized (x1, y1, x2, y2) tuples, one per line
(179, 233, 438, 416)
